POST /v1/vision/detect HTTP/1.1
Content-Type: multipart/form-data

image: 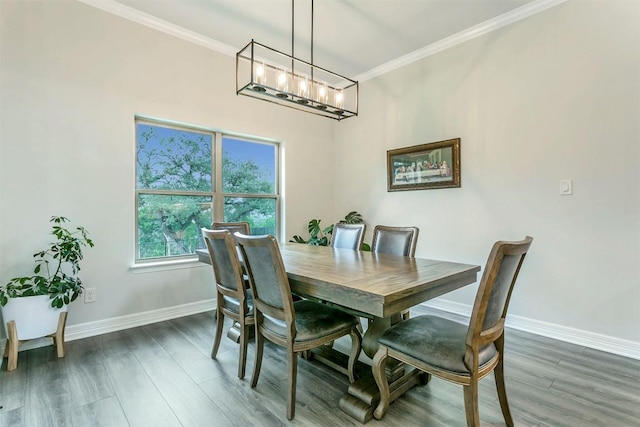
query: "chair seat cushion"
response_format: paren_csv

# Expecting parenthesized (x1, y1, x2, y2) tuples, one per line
(378, 315, 496, 375)
(263, 300, 358, 342)
(222, 289, 254, 316)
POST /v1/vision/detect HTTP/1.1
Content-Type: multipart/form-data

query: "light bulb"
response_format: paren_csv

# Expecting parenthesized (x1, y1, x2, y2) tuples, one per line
(255, 62, 265, 85)
(318, 84, 327, 103)
(277, 70, 287, 91)
(298, 76, 308, 97)
(335, 90, 344, 109)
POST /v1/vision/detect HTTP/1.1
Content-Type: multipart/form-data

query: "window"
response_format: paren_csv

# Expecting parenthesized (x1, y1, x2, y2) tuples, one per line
(135, 118, 280, 262)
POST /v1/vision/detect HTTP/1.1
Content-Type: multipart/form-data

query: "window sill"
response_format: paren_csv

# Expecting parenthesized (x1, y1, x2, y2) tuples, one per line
(130, 257, 207, 274)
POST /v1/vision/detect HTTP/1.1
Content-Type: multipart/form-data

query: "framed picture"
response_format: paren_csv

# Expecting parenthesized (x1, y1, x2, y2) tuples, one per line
(387, 138, 460, 191)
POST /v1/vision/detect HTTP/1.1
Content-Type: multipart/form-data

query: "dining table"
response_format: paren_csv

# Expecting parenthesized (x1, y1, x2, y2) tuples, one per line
(197, 242, 480, 423)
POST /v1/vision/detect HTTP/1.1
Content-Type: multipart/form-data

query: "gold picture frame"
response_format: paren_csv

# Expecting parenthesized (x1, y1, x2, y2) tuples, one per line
(387, 138, 461, 191)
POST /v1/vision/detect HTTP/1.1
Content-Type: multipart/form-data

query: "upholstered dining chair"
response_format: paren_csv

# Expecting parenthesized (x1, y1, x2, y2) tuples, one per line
(330, 223, 366, 250)
(211, 221, 251, 276)
(370, 225, 419, 257)
(211, 221, 250, 236)
(371, 225, 419, 321)
(372, 236, 533, 427)
(201, 228, 254, 379)
(235, 233, 362, 420)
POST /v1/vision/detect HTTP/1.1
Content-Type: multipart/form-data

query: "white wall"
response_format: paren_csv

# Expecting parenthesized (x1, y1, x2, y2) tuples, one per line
(0, 0, 336, 330)
(1, 0, 638, 356)
(334, 0, 640, 347)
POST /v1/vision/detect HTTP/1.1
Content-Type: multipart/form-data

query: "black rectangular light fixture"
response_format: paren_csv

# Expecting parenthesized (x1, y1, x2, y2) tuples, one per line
(235, 1, 358, 121)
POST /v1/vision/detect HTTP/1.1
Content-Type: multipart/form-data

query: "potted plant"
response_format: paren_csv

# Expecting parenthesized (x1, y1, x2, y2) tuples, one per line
(290, 211, 370, 250)
(0, 216, 94, 369)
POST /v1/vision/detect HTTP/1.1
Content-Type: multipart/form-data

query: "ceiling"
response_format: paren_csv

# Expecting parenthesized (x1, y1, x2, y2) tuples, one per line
(95, 0, 555, 80)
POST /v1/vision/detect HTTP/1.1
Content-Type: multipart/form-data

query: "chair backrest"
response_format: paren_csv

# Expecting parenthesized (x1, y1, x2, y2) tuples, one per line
(465, 236, 533, 356)
(201, 228, 247, 301)
(330, 223, 366, 250)
(371, 225, 419, 257)
(235, 234, 295, 328)
(211, 222, 251, 236)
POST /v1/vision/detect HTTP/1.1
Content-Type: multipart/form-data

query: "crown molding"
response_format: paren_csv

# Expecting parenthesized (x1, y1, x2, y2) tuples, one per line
(79, 0, 567, 81)
(355, 0, 568, 82)
(77, 0, 238, 56)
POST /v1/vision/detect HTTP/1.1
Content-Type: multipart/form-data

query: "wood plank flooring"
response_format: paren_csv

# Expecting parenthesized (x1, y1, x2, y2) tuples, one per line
(1, 306, 638, 426)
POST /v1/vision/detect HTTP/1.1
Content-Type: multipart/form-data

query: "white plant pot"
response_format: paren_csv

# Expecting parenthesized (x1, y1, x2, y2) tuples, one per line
(1, 295, 68, 340)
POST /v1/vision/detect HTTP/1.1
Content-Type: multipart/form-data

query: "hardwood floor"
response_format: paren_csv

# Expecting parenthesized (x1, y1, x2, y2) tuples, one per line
(1, 306, 638, 426)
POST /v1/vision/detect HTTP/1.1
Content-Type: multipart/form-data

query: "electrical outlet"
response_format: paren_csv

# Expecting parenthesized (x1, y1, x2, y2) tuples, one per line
(84, 287, 97, 303)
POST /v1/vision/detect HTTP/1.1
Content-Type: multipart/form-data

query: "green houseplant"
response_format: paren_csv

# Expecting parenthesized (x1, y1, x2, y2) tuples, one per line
(0, 216, 94, 309)
(290, 211, 370, 250)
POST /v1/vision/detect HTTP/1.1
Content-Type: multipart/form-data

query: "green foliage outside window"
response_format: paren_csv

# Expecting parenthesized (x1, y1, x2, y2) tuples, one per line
(136, 123, 277, 260)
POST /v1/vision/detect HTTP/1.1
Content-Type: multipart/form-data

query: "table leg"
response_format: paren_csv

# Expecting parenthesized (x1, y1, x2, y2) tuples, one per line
(361, 314, 399, 359)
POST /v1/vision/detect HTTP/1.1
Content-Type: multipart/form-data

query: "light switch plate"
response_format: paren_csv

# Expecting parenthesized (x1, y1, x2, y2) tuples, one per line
(560, 179, 573, 195)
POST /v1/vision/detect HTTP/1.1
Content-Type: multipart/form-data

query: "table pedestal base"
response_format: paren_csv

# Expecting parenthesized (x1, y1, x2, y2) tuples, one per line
(302, 340, 430, 424)
(226, 321, 254, 343)
(339, 366, 429, 423)
(337, 313, 429, 423)
(227, 322, 241, 343)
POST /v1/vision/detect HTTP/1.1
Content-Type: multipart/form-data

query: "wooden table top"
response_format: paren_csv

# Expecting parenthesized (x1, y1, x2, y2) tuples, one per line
(279, 244, 480, 318)
(198, 243, 480, 319)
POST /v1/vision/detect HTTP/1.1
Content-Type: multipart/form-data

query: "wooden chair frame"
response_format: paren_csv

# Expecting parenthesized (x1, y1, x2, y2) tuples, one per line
(372, 236, 533, 427)
(211, 221, 250, 236)
(202, 228, 254, 379)
(236, 234, 362, 420)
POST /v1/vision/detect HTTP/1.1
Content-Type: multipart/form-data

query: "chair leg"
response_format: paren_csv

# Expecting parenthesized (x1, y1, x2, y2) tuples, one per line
(250, 327, 264, 388)
(463, 379, 481, 427)
(372, 346, 390, 420)
(211, 309, 224, 359)
(238, 323, 249, 379)
(286, 350, 298, 420)
(347, 327, 362, 383)
(494, 337, 514, 426)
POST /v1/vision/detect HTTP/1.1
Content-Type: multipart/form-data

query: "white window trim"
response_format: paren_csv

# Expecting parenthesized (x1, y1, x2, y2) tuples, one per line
(134, 115, 282, 267)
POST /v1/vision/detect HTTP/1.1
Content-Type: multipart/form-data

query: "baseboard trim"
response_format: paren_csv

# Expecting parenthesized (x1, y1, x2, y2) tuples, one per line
(3, 298, 638, 361)
(65, 299, 217, 342)
(1, 299, 216, 353)
(422, 299, 640, 361)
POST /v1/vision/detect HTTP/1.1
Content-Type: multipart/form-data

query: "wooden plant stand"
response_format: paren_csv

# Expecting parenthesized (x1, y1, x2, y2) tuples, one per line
(3, 311, 68, 371)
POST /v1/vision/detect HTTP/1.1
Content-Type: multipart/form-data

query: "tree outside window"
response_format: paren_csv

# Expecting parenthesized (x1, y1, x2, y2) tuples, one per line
(135, 121, 279, 261)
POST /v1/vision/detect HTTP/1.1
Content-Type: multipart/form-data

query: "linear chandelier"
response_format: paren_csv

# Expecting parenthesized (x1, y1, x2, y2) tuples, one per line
(236, 0, 358, 121)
